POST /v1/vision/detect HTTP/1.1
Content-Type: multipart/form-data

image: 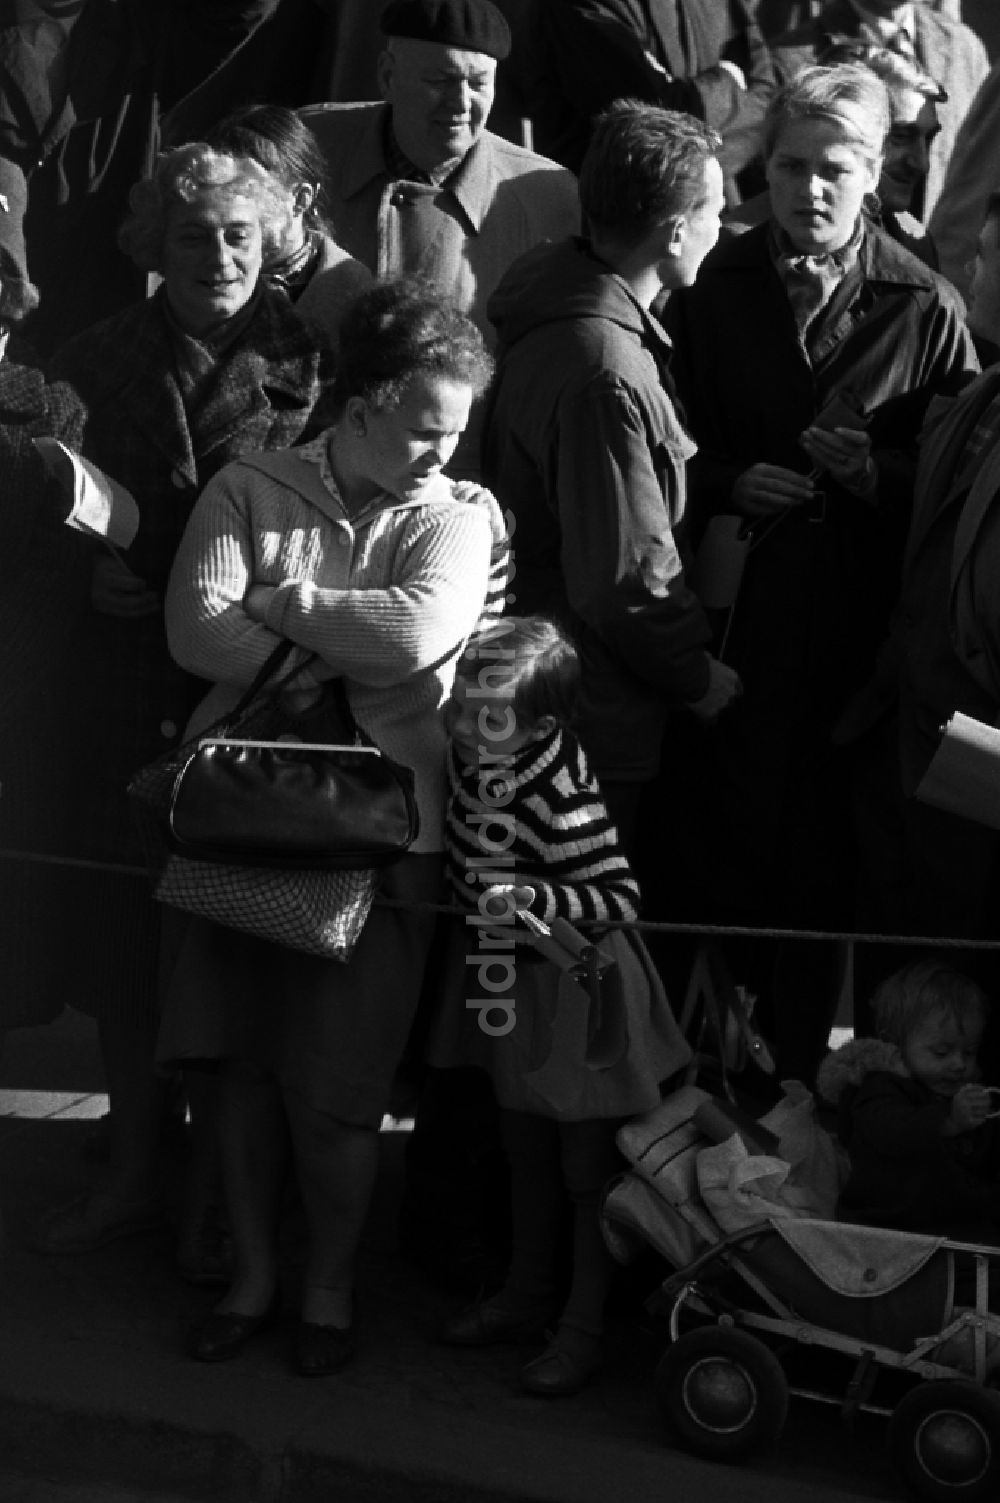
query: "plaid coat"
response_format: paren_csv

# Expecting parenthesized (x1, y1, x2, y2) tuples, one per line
(44, 285, 331, 869)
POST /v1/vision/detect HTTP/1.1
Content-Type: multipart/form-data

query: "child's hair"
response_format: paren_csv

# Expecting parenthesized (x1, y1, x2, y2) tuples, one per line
(872, 960, 989, 1049)
(455, 616, 580, 728)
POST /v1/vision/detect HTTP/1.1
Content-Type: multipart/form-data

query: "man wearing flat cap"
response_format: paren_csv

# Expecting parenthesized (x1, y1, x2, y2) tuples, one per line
(301, 0, 579, 475)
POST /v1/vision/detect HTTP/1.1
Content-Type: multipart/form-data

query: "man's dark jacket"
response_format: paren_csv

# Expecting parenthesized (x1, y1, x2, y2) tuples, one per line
(483, 235, 711, 783)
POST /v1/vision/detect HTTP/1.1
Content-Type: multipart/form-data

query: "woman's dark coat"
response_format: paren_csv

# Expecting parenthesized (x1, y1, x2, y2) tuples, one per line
(664, 221, 976, 927)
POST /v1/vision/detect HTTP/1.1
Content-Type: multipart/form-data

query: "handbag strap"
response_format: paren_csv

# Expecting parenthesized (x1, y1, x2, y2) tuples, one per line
(325, 674, 364, 745)
(230, 641, 365, 747)
(229, 640, 307, 720)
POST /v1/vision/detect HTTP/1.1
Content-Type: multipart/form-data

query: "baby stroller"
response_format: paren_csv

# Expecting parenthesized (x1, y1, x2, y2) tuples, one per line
(602, 1078, 1000, 1502)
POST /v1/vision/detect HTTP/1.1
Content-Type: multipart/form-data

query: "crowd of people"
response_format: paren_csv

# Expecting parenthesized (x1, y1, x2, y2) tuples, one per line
(3, 0, 1000, 1403)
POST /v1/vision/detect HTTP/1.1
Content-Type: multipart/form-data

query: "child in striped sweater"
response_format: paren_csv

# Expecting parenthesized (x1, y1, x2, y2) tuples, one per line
(433, 617, 689, 1397)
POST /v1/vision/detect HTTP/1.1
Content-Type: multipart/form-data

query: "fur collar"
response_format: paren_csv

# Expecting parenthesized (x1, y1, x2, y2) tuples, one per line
(816, 1037, 910, 1105)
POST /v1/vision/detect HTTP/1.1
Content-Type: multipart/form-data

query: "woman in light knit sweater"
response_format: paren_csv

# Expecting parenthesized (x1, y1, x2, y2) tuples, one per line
(158, 281, 505, 1376)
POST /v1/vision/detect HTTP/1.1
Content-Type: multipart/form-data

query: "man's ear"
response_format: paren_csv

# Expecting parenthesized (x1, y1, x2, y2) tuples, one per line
(664, 214, 686, 260)
(292, 182, 317, 217)
(376, 47, 395, 102)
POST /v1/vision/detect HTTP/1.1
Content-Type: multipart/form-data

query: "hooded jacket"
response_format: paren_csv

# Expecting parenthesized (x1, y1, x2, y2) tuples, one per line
(483, 236, 712, 783)
(817, 1036, 1000, 1236)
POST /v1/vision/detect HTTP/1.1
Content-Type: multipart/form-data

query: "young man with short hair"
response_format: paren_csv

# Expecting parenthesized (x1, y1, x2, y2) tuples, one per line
(482, 102, 740, 848)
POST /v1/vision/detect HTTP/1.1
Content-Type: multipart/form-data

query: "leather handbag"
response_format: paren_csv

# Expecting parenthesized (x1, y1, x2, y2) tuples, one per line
(128, 642, 418, 959)
(167, 656, 418, 871)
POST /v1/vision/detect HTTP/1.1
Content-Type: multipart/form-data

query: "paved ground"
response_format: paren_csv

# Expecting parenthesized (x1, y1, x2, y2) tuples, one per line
(0, 1478, 205, 1503)
(0, 1011, 899, 1503)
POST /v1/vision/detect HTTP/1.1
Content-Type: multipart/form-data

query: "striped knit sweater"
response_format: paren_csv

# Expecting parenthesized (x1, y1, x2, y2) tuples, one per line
(445, 724, 641, 924)
(165, 439, 501, 852)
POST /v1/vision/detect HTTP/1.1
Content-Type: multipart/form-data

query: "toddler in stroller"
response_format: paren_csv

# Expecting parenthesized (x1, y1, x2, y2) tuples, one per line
(601, 966, 1000, 1502)
(816, 960, 1000, 1241)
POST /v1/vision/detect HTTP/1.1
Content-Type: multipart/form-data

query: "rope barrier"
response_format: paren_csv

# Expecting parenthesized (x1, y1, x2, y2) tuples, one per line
(0, 848, 147, 879)
(2, 846, 997, 950)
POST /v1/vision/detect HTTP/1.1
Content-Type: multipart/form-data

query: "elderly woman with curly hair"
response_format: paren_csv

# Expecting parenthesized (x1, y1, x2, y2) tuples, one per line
(12, 142, 332, 1261)
(158, 279, 501, 1375)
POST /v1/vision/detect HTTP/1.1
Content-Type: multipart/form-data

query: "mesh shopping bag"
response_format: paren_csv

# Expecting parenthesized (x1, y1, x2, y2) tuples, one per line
(153, 853, 375, 961)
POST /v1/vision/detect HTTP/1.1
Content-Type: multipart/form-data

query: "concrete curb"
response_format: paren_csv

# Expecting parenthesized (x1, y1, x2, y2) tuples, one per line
(0, 1323, 891, 1503)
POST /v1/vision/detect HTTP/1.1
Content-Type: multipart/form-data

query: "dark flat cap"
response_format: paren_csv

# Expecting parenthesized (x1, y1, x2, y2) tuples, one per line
(380, 0, 511, 61)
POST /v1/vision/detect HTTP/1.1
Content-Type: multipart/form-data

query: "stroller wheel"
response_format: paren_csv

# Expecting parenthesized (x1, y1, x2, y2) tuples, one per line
(654, 1325, 789, 1460)
(888, 1380, 1000, 1502)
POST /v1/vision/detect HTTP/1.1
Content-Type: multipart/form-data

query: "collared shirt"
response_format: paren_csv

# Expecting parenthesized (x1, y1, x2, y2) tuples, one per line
(382, 116, 462, 188)
(294, 431, 390, 529)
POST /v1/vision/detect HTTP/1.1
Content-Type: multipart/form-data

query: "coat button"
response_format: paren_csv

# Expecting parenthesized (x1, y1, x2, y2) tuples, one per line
(170, 468, 188, 489)
(160, 719, 178, 739)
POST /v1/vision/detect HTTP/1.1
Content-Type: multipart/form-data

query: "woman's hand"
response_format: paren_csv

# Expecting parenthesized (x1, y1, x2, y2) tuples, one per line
(799, 425, 877, 499)
(90, 553, 160, 618)
(732, 463, 817, 519)
(244, 584, 277, 623)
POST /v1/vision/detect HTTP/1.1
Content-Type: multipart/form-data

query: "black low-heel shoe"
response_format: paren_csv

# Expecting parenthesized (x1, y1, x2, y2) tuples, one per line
(293, 1318, 358, 1377)
(188, 1298, 280, 1363)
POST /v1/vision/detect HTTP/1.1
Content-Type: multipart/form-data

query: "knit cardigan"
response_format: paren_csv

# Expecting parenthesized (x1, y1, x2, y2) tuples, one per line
(445, 724, 641, 923)
(164, 441, 496, 852)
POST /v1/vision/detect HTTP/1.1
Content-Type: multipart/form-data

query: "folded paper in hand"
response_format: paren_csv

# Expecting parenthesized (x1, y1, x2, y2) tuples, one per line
(33, 437, 140, 549)
(916, 711, 1000, 832)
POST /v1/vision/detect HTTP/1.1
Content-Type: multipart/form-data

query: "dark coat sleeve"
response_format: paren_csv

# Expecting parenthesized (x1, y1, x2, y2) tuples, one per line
(153, 0, 282, 110)
(0, 357, 87, 549)
(839, 1073, 1000, 1233)
(846, 1072, 951, 1156)
(536, 0, 772, 184)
